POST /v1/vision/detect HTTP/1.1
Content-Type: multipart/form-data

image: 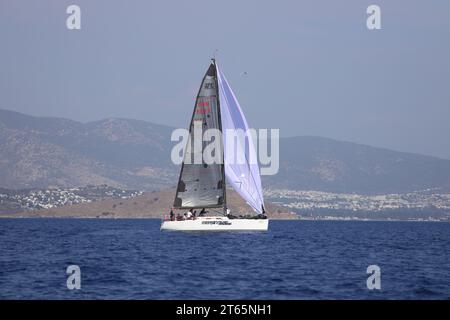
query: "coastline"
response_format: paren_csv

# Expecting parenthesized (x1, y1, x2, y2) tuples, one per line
(0, 214, 447, 222)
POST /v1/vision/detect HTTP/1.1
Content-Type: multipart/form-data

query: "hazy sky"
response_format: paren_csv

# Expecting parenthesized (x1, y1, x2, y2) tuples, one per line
(1, 0, 450, 159)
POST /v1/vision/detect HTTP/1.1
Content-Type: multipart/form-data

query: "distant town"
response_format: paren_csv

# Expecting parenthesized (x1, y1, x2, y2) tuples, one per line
(265, 188, 450, 221)
(0, 185, 143, 214)
(1, 185, 450, 221)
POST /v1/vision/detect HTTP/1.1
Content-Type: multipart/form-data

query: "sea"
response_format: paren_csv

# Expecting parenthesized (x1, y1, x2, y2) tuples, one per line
(0, 218, 449, 300)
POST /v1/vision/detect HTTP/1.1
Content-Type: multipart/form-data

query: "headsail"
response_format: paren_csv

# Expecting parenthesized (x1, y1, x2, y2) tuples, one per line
(173, 63, 225, 209)
(216, 64, 265, 214)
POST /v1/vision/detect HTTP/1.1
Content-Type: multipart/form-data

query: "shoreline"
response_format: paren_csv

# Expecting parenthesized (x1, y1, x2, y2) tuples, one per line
(0, 215, 447, 222)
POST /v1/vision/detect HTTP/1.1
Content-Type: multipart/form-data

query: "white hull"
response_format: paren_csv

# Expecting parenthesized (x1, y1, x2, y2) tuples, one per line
(160, 216, 269, 231)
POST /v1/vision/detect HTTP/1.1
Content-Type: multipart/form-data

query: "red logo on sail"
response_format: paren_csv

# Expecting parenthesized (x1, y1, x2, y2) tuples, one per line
(196, 99, 211, 114)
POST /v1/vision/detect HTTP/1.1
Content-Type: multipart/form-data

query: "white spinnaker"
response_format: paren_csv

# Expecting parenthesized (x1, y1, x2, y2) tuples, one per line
(216, 64, 264, 214)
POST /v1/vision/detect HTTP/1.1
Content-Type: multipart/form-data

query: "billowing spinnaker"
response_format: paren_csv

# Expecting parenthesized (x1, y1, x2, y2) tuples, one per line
(216, 64, 264, 214)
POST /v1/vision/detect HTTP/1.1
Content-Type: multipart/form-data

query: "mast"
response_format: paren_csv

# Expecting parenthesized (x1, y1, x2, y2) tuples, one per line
(212, 58, 227, 216)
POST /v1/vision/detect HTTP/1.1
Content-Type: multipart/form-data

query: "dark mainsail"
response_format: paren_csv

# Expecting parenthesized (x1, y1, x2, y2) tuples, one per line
(173, 62, 225, 209)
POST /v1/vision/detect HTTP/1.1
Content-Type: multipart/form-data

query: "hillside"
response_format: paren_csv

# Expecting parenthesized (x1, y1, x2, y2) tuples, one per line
(0, 109, 175, 190)
(2, 109, 450, 194)
(268, 136, 450, 194)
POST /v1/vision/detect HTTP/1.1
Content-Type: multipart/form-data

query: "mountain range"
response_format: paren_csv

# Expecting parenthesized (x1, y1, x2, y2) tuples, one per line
(1, 108, 450, 194)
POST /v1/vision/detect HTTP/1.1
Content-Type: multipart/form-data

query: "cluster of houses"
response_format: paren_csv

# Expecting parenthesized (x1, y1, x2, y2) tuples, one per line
(0, 185, 143, 212)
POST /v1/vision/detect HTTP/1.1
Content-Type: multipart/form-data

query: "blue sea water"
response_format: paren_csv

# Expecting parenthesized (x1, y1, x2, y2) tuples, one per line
(0, 219, 449, 300)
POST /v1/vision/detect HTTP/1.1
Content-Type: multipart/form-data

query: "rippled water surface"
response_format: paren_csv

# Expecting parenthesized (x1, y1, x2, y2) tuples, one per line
(0, 219, 449, 299)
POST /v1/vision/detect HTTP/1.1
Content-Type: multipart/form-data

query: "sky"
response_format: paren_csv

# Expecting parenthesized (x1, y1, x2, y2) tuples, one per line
(1, 0, 450, 159)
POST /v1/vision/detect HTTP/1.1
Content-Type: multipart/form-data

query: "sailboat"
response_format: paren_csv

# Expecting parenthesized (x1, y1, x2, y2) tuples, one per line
(160, 59, 268, 231)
